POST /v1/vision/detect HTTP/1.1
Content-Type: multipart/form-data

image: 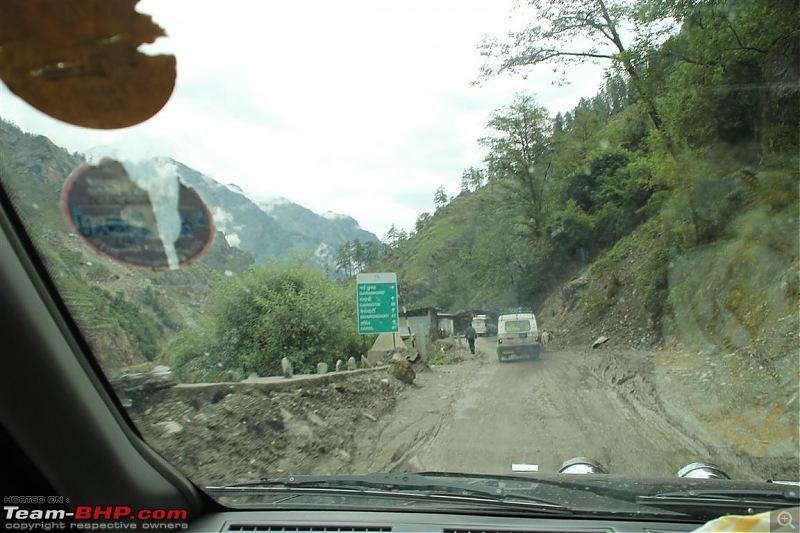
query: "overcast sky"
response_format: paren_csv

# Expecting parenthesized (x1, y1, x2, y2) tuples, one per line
(0, 0, 608, 238)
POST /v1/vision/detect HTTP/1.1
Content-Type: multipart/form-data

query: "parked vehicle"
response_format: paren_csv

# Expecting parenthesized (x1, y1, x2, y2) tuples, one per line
(496, 312, 541, 362)
(471, 314, 495, 336)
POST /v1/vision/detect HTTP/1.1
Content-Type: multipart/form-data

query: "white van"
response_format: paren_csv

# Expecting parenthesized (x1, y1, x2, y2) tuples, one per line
(496, 312, 541, 362)
(471, 314, 496, 337)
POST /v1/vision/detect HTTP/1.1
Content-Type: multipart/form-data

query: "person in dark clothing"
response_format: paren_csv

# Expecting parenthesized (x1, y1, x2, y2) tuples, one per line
(465, 324, 477, 354)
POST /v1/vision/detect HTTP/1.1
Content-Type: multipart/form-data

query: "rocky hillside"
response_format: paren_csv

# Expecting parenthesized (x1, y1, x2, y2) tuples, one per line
(539, 210, 798, 362)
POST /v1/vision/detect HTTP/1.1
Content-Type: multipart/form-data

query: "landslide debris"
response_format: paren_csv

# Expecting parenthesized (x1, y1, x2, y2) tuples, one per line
(127, 371, 402, 487)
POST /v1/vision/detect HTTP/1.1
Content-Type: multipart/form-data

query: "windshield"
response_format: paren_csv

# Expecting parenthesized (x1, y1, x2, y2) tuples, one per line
(1, 0, 798, 523)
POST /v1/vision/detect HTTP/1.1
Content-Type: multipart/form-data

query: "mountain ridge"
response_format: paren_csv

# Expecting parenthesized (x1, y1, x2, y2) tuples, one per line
(81, 143, 380, 267)
(166, 157, 379, 269)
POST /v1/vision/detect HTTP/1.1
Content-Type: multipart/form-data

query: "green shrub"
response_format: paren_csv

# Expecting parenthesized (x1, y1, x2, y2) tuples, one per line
(170, 262, 362, 381)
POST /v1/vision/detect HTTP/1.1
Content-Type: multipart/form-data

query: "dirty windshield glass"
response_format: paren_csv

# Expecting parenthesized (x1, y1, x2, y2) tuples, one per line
(505, 321, 532, 333)
(0, 0, 798, 519)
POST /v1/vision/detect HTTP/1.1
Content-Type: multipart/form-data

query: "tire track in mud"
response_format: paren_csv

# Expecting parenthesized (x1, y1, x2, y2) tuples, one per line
(357, 369, 459, 472)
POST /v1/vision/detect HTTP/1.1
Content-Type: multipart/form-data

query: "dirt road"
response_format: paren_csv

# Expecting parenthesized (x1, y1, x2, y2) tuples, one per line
(357, 338, 797, 480)
(136, 336, 798, 486)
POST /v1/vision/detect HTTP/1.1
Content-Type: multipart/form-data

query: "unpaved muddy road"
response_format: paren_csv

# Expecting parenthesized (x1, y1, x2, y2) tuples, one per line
(135, 337, 798, 486)
(357, 338, 798, 480)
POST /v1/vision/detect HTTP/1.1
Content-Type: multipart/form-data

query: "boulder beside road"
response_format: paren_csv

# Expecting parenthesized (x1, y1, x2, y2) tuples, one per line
(109, 365, 176, 406)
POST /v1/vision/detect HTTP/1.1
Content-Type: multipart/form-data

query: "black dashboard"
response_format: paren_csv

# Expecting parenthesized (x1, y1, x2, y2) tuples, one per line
(187, 510, 703, 533)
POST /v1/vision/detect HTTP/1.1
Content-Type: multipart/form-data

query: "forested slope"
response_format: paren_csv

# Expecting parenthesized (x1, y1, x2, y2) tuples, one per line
(374, 0, 798, 364)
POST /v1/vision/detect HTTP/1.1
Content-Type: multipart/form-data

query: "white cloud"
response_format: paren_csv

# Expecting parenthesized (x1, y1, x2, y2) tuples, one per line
(0, 0, 607, 238)
(211, 207, 243, 248)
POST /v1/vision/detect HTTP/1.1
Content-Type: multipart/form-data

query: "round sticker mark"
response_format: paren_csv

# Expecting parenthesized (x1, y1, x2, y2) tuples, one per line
(63, 158, 214, 270)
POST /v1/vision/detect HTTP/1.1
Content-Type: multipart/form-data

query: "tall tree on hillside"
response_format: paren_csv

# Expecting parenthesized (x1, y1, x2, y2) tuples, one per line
(480, 94, 552, 238)
(460, 167, 485, 193)
(383, 224, 399, 248)
(415, 212, 432, 233)
(556, 98, 609, 167)
(363, 240, 382, 269)
(352, 238, 365, 272)
(397, 229, 409, 245)
(334, 238, 384, 277)
(652, 0, 799, 153)
(459, 171, 471, 194)
(604, 74, 635, 115)
(434, 186, 449, 210)
(335, 240, 354, 278)
(477, 0, 676, 153)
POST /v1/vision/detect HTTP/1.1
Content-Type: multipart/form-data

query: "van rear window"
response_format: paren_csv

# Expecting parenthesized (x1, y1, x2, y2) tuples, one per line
(504, 320, 530, 332)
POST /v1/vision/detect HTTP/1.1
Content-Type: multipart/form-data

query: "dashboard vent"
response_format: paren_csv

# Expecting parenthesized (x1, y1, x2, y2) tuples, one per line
(226, 525, 391, 532)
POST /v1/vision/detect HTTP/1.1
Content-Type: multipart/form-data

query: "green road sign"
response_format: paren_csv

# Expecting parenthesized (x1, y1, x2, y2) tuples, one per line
(357, 272, 399, 334)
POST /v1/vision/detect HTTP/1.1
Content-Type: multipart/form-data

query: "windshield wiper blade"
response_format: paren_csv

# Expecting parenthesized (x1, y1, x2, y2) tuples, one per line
(638, 487, 800, 508)
(206, 472, 573, 513)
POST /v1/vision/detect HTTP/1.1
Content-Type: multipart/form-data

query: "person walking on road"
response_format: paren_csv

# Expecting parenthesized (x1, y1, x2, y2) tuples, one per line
(465, 324, 477, 354)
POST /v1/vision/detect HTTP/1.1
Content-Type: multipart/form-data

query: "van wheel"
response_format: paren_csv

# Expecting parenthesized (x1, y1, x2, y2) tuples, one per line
(497, 354, 506, 363)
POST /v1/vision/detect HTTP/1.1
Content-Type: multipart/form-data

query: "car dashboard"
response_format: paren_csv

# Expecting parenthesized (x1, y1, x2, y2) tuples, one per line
(187, 510, 703, 533)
